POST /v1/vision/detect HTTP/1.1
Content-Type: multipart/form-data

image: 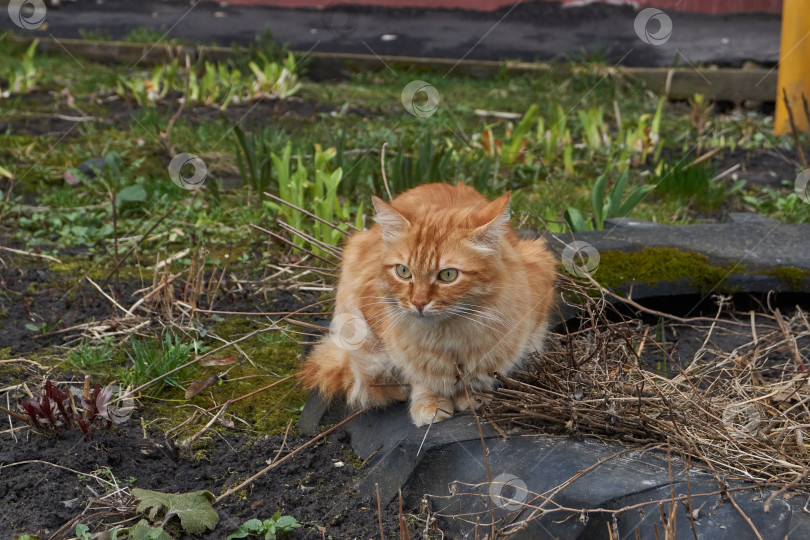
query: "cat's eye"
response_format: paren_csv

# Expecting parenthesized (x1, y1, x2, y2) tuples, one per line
(395, 264, 412, 279)
(437, 268, 459, 283)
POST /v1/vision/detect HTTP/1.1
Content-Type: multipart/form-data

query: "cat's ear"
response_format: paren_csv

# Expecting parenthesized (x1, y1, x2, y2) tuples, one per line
(372, 195, 410, 243)
(472, 191, 511, 246)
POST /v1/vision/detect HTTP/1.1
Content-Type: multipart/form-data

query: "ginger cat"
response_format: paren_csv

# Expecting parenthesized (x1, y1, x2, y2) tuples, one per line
(299, 183, 556, 426)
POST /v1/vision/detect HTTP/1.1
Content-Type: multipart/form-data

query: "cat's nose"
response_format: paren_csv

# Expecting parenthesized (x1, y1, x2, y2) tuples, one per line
(411, 300, 428, 313)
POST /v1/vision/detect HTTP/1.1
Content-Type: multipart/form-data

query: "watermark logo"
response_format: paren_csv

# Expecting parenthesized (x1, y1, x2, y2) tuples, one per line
(561, 241, 600, 278)
(168, 153, 207, 190)
(722, 402, 761, 438)
(795, 169, 810, 204)
(8, 0, 47, 30)
(321, 2, 358, 38)
(110, 390, 136, 424)
(490, 473, 529, 511)
(329, 307, 370, 351)
(634, 8, 672, 46)
(401, 80, 440, 118)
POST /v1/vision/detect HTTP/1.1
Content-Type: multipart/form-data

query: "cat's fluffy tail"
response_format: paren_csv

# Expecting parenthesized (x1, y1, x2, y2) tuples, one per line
(299, 340, 408, 406)
(298, 340, 354, 402)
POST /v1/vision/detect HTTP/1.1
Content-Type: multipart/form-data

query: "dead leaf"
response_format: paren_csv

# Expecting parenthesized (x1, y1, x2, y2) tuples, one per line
(59, 87, 75, 107)
(481, 128, 502, 156)
(200, 355, 237, 367)
(184, 375, 221, 399)
(770, 391, 800, 404)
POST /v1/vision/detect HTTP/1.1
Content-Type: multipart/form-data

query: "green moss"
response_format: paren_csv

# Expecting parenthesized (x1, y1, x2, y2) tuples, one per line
(760, 266, 810, 289)
(591, 247, 732, 292)
(50, 256, 143, 281)
(584, 247, 810, 294)
(188, 438, 217, 463)
(0, 360, 26, 378)
(339, 447, 365, 470)
(144, 318, 306, 436)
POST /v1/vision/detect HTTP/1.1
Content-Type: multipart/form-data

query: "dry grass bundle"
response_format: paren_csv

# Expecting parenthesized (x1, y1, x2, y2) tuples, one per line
(53, 245, 231, 345)
(485, 278, 810, 492)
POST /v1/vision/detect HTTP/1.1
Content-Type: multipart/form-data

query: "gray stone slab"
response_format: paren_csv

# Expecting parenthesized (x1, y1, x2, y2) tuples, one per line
(727, 212, 779, 225)
(548, 221, 810, 273)
(607, 480, 794, 540)
(603, 217, 665, 229)
(300, 397, 810, 539)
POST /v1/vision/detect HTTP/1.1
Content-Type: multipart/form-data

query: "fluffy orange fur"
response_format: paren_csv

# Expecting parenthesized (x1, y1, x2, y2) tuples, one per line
(299, 183, 556, 426)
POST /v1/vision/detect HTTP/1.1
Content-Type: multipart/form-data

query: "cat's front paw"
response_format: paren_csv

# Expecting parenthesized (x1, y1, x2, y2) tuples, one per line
(410, 396, 454, 427)
(454, 391, 489, 412)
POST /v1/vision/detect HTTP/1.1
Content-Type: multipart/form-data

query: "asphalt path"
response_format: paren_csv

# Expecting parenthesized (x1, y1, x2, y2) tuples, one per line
(1, 0, 781, 67)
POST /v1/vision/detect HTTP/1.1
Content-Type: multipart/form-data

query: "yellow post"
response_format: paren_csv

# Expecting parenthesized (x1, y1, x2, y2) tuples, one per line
(774, 0, 810, 135)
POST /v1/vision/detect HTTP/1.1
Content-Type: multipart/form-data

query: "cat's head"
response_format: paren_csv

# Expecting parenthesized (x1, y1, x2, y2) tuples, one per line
(371, 190, 511, 319)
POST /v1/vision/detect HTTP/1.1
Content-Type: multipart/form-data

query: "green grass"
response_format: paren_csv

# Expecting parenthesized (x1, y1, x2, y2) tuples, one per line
(0, 30, 804, 268)
(121, 333, 199, 391)
(66, 339, 114, 372)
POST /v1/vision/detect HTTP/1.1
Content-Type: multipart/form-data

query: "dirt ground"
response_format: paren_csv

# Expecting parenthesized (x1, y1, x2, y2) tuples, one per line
(0, 418, 402, 538)
(0, 242, 405, 538)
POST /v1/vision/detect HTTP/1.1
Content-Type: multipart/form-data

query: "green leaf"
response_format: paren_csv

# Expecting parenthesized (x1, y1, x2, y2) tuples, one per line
(132, 488, 219, 534)
(75, 524, 90, 540)
(354, 200, 365, 230)
(505, 104, 539, 163)
(728, 179, 747, 194)
(616, 185, 656, 217)
(607, 170, 629, 218)
(117, 184, 147, 204)
(226, 520, 257, 540)
(25, 323, 40, 332)
(128, 519, 172, 540)
(274, 515, 301, 530)
(564, 207, 590, 233)
(591, 173, 607, 229)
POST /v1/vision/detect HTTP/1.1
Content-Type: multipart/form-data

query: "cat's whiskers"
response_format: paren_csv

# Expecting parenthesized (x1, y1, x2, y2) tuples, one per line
(453, 303, 504, 318)
(370, 309, 409, 352)
(450, 306, 502, 324)
(354, 300, 400, 310)
(366, 309, 403, 334)
(456, 300, 508, 319)
(447, 309, 501, 333)
(451, 309, 504, 325)
(451, 305, 505, 324)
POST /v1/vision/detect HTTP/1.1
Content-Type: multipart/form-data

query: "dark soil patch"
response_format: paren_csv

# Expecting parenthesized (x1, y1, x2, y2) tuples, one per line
(0, 419, 400, 538)
(0, 244, 120, 354)
(0, 238, 322, 355)
(212, 96, 374, 128)
(714, 147, 800, 189)
(0, 88, 371, 142)
(0, 92, 86, 136)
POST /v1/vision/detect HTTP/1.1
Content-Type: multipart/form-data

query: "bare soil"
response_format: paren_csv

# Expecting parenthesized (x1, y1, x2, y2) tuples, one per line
(0, 242, 399, 538)
(0, 418, 401, 538)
